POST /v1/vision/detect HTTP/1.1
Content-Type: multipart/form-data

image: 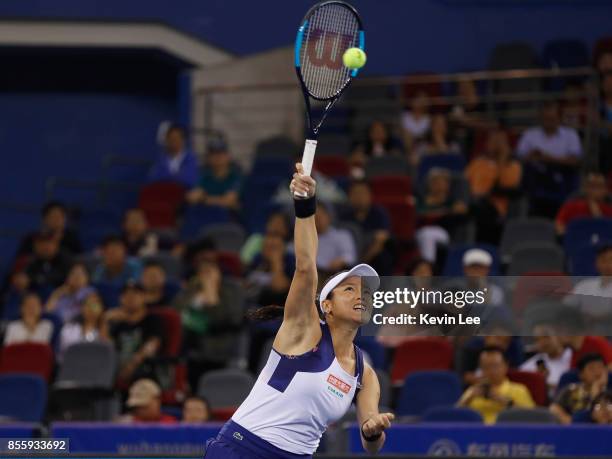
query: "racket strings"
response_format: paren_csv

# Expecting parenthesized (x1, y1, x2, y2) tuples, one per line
(300, 3, 359, 100)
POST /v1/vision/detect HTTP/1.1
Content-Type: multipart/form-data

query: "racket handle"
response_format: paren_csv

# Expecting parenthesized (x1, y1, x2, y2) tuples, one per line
(294, 139, 318, 198)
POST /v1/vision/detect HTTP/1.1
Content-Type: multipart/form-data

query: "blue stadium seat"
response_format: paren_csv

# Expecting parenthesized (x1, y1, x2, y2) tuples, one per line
(93, 282, 122, 308)
(354, 335, 387, 370)
(0, 374, 47, 422)
(542, 39, 590, 69)
(564, 218, 612, 256)
(417, 154, 466, 183)
(567, 242, 599, 276)
(180, 205, 231, 241)
(422, 406, 483, 423)
(396, 371, 462, 417)
(250, 157, 293, 179)
(442, 243, 500, 276)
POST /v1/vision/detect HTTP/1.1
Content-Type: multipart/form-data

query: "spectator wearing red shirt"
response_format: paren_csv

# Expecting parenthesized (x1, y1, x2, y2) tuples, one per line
(556, 171, 612, 235)
(563, 336, 612, 370)
(120, 379, 176, 424)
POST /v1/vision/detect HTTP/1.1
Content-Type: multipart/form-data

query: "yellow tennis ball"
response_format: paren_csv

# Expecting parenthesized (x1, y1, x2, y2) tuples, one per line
(343, 48, 366, 70)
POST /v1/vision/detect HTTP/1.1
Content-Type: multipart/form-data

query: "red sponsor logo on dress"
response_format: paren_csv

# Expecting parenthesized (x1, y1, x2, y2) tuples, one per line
(327, 374, 351, 394)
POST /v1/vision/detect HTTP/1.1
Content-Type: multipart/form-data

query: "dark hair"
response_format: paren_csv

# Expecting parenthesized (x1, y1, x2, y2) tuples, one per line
(143, 259, 165, 271)
(405, 257, 432, 276)
(596, 242, 612, 257)
(348, 179, 370, 191)
(577, 353, 605, 372)
(541, 100, 561, 112)
(166, 123, 186, 137)
(480, 346, 508, 362)
(42, 201, 67, 217)
(590, 390, 612, 412)
(184, 395, 210, 409)
(102, 235, 125, 247)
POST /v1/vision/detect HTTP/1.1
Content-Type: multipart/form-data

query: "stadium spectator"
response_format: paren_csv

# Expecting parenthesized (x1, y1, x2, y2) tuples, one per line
(339, 180, 394, 275)
(555, 172, 612, 235)
(92, 236, 142, 288)
(182, 237, 218, 280)
(120, 379, 176, 423)
(465, 129, 522, 244)
(462, 248, 505, 307)
(122, 208, 158, 257)
(17, 201, 81, 257)
(185, 138, 242, 210)
(141, 261, 175, 308)
(520, 324, 572, 394)
(415, 168, 468, 262)
(107, 280, 163, 384)
(563, 243, 612, 330)
(58, 291, 108, 360)
(241, 211, 292, 266)
(589, 390, 612, 424)
(182, 396, 211, 423)
(551, 353, 609, 424)
(149, 124, 198, 188)
(351, 120, 404, 169)
(597, 52, 612, 75)
(245, 233, 294, 307)
(314, 202, 357, 274)
(24, 230, 72, 292)
(3, 292, 53, 345)
(516, 101, 583, 217)
(401, 90, 431, 154)
(173, 259, 243, 368)
(457, 346, 535, 424)
(45, 262, 95, 323)
(415, 114, 461, 159)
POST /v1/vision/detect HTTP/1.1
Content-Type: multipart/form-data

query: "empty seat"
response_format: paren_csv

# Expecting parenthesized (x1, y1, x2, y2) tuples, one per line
(217, 251, 243, 277)
(198, 369, 255, 415)
(180, 205, 231, 241)
(369, 175, 412, 199)
(567, 242, 599, 276)
(355, 335, 387, 370)
(250, 157, 293, 178)
(254, 136, 299, 158)
(507, 243, 565, 276)
(315, 155, 350, 178)
(0, 374, 47, 422)
(391, 338, 453, 385)
(511, 272, 572, 314)
(500, 218, 556, 263)
(564, 218, 612, 256)
(442, 243, 500, 276)
(0, 343, 54, 382)
(55, 341, 116, 389)
(497, 407, 558, 424)
(138, 181, 186, 229)
(375, 369, 391, 409)
(417, 154, 466, 183)
(508, 370, 548, 406)
(375, 196, 416, 241)
(316, 134, 352, 156)
(364, 156, 410, 178)
(200, 223, 246, 253)
(422, 406, 483, 423)
(396, 371, 462, 416)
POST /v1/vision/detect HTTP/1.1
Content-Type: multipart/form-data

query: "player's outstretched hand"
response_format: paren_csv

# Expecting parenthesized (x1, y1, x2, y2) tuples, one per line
(362, 412, 395, 438)
(290, 163, 316, 199)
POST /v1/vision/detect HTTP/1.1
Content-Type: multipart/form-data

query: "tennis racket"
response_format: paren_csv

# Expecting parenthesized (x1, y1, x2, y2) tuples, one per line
(294, 0, 364, 195)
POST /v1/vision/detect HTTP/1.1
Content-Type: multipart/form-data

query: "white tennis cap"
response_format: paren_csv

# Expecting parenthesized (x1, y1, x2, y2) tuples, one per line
(319, 263, 380, 308)
(463, 248, 492, 267)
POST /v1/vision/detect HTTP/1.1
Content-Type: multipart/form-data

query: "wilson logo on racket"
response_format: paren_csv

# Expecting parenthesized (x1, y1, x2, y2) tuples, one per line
(327, 374, 351, 394)
(307, 30, 353, 70)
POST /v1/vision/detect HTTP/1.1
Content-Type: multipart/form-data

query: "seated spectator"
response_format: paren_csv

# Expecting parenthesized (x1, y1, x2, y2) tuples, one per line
(564, 243, 612, 330)
(119, 379, 176, 424)
(563, 335, 612, 369)
(457, 346, 535, 424)
(550, 353, 609, 424)
(461, 249, 505, 307)
(315, 203, 357, 274)
(555, 172, 612, 235)
(3, 292, 53, 345)
(58, 291, 108, 360)
(122, 208, 158, 257)
(185, 138, 242, 210)
(241, 211, 292, 266)
(182, 396, 211, 423)
(597, 51, 612, 75)
(149, 124, 198, 188)
(520, 324, 572, 395)
(413, 114, 461, 163)
(516, 101, 583, 217)
(24, 230, 72, 292)
(401, 90, 431, 152)
(173, 259, 243, 367)
(182, 237, 218, 280)
(107, 281, 163, 384)
(588, 390, 612, 424)
(141, 261, 175, 308)
(415, 168, 468, 262)
(45, 262, 95, 323)
(17, 201, 81, 257)
(351, 120, 404, 170)
(339, 180, 394, 275)
(465, 129, 522, 244)
(92, 236, 142, 288)
(245, 233, 294, 307)
(561, 81, 588, 132)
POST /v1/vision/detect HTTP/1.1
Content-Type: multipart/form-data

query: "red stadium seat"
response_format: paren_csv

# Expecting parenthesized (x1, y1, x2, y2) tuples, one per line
(217, 251, 243, 277)
(374, 196, 416, 241)
(211, 407, 238, 421)
(314, 155, 350, 178)
(138, 181, 186, 229)
(508, 369, 548, 406)
(511, 272, 572, 314)
(369, 175, 412, 199)
(149, 307, 182, 357)
(0, 343, 54, 382)
(390, 338, 453, 385)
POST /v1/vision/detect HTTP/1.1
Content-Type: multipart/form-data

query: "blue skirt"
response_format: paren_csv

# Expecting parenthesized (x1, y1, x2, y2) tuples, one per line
(204, 420, 312, 459)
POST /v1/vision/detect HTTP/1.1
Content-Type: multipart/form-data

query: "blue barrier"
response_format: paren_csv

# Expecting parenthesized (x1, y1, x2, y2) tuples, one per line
(348, 423, 612, 456)
(0, 423, 38, 438)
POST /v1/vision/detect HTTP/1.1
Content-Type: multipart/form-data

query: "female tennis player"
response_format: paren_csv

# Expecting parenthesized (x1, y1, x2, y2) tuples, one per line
(203, 163, 393, 458)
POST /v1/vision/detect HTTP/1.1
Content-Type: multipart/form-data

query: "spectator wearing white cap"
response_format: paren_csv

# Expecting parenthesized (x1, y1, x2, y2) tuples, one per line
(119, 378, 177, 424)
(462, 248, 505, 307)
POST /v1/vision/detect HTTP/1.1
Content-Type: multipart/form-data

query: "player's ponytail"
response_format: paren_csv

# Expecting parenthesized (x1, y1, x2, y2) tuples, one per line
(247, 305, 285, 321)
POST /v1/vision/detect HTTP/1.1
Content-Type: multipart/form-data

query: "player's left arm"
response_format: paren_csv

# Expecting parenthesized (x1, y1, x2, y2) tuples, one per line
(356, 364, 394, 454)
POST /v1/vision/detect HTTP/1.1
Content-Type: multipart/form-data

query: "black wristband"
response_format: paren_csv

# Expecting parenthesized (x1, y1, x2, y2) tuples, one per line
(361, 420, 383, 442)
(294, 195, 316, 218)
